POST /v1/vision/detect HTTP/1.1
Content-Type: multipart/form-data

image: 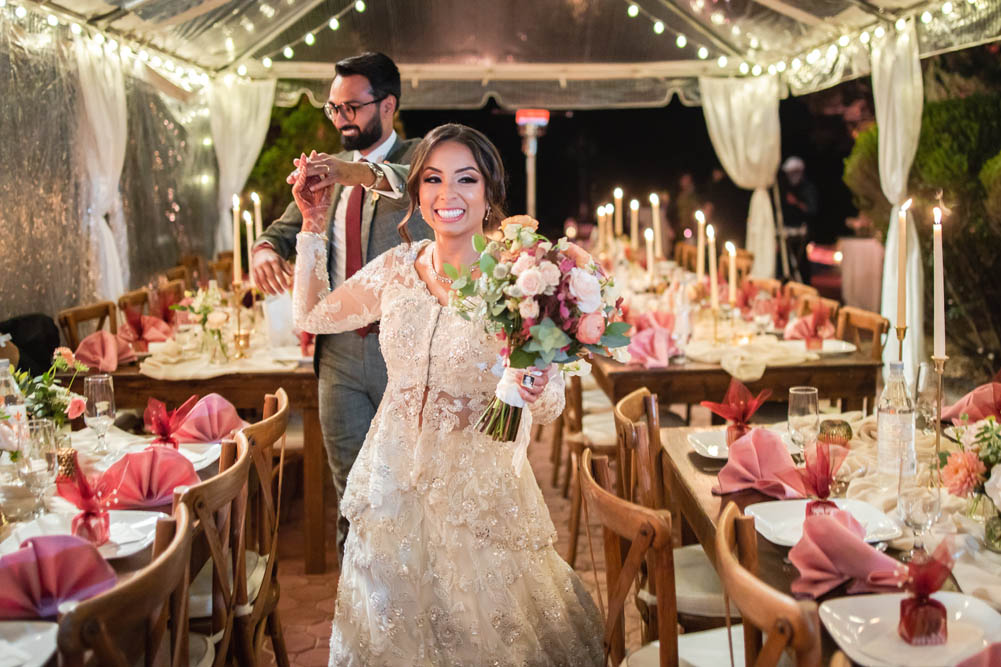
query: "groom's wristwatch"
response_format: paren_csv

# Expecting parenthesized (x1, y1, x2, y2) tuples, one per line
(362, 161, 382, 188)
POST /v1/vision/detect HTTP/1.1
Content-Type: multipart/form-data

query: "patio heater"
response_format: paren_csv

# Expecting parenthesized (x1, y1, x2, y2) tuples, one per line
(516, 109, 550, 219)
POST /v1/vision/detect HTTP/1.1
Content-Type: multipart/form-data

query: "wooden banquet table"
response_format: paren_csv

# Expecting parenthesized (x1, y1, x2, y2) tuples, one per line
(93, 364, 330, 574)
(590, 353, 882, 411)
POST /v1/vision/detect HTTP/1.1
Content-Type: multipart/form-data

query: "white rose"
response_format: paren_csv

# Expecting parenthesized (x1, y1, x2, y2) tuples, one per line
(986, 465, 1001, 509)
(503, 223, 522, 240)
(515, 268, 544, 297)
(611, 345, 632, 363)
(538, 241, 553, 253)
(568, 268, 602, 313)
(492, 263, 511, 280)
(520, 230, 536, 247)
(206, 310, 229, 329)
(602, 278, 622, 307)
(519, 298, 540, 320)
(538, 261, 561, 288)
(511, 254, 536, 277)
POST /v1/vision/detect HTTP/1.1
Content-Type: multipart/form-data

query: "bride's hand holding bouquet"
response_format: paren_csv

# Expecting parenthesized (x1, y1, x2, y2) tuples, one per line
(448, 215, 630, 441)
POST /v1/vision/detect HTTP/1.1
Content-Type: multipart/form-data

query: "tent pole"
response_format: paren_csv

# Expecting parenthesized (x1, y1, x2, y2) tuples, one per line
(771, 183, 791, 280)
(521, 125, 539, 219)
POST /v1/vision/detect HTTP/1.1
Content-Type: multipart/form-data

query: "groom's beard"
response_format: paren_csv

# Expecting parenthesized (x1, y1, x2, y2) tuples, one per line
(339, 113, 383, 151)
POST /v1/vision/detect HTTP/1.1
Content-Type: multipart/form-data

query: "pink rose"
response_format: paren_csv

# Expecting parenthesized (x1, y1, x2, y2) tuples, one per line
(515, 268, 543, 297)
(519, 298, 540, 320)
(538, 261, 561, 288)
(568, 268, 602, 313)
(66, 396, 86, 420)
(511, 253, 536, 277)
(576, 311, 606, 344)
(54, 347, 75, 365)
(206, 311, 229, 329)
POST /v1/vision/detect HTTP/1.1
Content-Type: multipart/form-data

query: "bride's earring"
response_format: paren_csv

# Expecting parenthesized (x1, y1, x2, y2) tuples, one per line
(484, 205, 491, 223)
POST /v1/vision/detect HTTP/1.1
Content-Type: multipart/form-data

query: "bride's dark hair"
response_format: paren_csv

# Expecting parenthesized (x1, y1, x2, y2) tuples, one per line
(399, 123, 507, 243)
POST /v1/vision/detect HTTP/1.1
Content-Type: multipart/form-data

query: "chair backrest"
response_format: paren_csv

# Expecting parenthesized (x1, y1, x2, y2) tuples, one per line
(720, 251, 755, 287)
(783, 281, 818, 301)
(677, 243, 697, 272)
(208, 258, 234, 287)
(747, 277, 781, 298)
(174, 437, 252, 666)
(165, 265, 191, 290)
(715, 502, 821, 667)
(612, 387, 664, 510)
(579, 449, 678, 667)
(0, 340, 19, 368)
(235, 389, 290, 651)
(57, 302, 117, 349)
(835, 305, 889, 361)
(216, 250, 234, 262)
(795, 294, 841, 322)
(179, 254, 206, 286)
(161, 278, 186, 304)
(117, 288, 149, 316)
(563, 374, 585, 434)
(58, 503, 194, 667)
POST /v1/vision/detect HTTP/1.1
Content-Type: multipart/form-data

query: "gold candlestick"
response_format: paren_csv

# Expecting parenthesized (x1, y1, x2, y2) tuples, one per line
(231, 281, 249, 360)
(895, 325, 907, 362)
(932, 355, 948, 484)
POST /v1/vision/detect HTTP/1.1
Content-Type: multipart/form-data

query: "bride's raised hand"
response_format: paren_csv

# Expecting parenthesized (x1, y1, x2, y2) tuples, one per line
(291, 152, 332, 234)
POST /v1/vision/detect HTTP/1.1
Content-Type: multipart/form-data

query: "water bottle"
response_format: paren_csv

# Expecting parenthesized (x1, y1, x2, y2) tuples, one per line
(0, 358, 27, 457)
(877, 361, 916, 477)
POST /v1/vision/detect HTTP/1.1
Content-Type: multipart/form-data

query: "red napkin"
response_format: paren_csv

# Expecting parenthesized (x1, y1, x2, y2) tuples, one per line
(0, 535, 116, 620)
(776, 440, 849, 515)
(143, 395, 199, 447)
(172, 393, 247, 443)
(957, 643, 1001, 667)
(700, 378, 771, 444)
(149, 288, 180, 325)
(117, 307, 172, 352)
(788, 509, 905, 598)
(899, 540, 957, 645)
(55, 449, 110, 546)
(75, 330, 136, 372)
(299, 331, 316, 358)
(783, 304, 835, 343)
(627, 326, 676, 369)
(95, 446, 200, 510)
(735, 281, 760, 318)
(634, 311, 675, 333)
(712, 428, 805, 499)
(942, 382, 1001, 424)
(772, 294, 794, 329)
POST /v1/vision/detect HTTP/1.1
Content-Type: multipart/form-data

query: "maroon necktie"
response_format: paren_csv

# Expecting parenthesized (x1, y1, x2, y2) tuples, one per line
(343, 166, 376, 337)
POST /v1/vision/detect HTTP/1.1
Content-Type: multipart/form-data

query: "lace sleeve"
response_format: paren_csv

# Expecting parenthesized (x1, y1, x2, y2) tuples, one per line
(292, 232, 399, 334)
(527, 366, 565, 426)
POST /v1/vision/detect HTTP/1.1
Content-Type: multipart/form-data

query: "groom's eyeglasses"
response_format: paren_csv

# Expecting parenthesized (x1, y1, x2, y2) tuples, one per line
(323, 96, 386, 122)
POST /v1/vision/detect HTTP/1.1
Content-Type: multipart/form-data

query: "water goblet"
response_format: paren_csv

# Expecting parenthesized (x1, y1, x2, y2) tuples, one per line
(913, 362, 938, 435)
(84, 374, 116, 456)
(752, 293, 773, 334)
(22, 419, 57, 518)
(897, 455, 941, 561)
(788, 386, 820, 457)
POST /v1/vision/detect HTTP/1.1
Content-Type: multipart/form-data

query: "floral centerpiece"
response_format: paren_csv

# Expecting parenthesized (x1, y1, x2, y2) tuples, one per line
(941, 416, 1001, 551)
(170, 283, 229, 360)
(448, 216, 629, 442)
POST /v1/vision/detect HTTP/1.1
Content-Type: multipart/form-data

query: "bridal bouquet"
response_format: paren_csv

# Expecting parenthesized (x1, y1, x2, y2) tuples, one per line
(448, 216, 629, 441)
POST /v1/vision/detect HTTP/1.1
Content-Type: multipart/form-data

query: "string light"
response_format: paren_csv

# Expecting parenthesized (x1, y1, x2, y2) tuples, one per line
(738, 61, 750, 74)
(262, 56, 272, 68)
(860, 31, 871, 44)
(46, 14, 58, 26)
(775, 60, 786, 72)
(653, 21, 664, 34)
(14, 5, 27, 18)
(806, 49, 820, 64)
(717, 55, 728, 68)
(70, 22, 82, 35)
(749, 36, 759, 49)
(627, 3, 639, 17)
(767, 64, 776, 75)
(942, 2, 954, 13)
(838, 34, 850, 46)
(675, 34, 686, 48)
(710, 11, 724, 25)
(237, 64, 247, 76)
(895, 17, 908, 30)
(920, 11, 932, 24)
(751, 63, 762, 76)
(354, 0, 366, 11)
(256, 0, 373, 66)
(304, 32, 315, 45)
(329, 17, 340, 30)
(791, 57, 802, 70)
(874, 26, 886, 38)
(697, 46, 708, 59)
(283, 46, 294, 58)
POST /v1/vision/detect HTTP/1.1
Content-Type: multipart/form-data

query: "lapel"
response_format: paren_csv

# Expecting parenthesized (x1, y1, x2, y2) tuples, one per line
(360, 136, 408, 263)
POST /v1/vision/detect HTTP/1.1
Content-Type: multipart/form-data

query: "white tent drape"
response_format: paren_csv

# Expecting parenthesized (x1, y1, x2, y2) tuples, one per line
(75, 37, 128, 300)
(698, 74, 781, 278)
(208, 78, 276, 254)
(872, 19, 924, 377)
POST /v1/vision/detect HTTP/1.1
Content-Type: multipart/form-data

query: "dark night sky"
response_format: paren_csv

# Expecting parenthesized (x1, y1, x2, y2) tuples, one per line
(401, 93, 858, 244)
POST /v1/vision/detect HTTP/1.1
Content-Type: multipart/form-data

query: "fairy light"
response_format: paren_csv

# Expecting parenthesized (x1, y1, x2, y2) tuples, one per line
(70, 22, 82, 35)
(874, 25, 886, 38)
(237, 63, 247, 76)
(354, 0, 366, 11)
(767, 64, 776, 75)
(717, 55, 728, 68)
(627, 3, 639, 17)
(107, 39, 118, 52)
(826, 44, 838, 59)
(283, 46, 294, 58)
(775, 60, 786, 72)
(731, 25, 740, 36)
(676, 34, 687, 48)
(225, 37, 235, 51)
(791, 57, 802, 70)
(710, 11, 724, 25)
(942, 2, 953, 12)
(150, 55, 162, 67)
(262, 56, 272, 68)
(749, 36, 760, 49)
(46, 14, 58, 26)
(739, 61, 750, 75)
(93, 32, 105, 45)
(895, 17, 908, 31)
(329, 17, 340, 30)
(920, 11, 933, 24)
(139, 49, 150, 62)
(838, 34, 850, 46)
(304, 31, 315, 45)
(751, 64, 762, 76)
(653, 21, 664, 34)
(806, 49, 821, 64)
(256, 0, 373, 67)
(860, 31, 871, 44)
(14, 5, 27, 18)
(697, 46, 708, 59)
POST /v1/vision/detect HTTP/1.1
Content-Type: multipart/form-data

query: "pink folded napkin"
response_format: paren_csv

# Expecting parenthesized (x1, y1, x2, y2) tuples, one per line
(75, 330, 136, 372)
(0, 535, 116, 620)
(144, 395, 199, 447)
(957, 643, 1001, 667)
(173, 393, 247, 443)
(117, 307, 172, 352)
(56, 449, 110, 546)
(772, 294, 794, 330)
(788, 509, 905, 598)
(783, 304, 835, 341)
(634, 311, 675, 333)
(627, 326, 676, 369)
(713, 428, 805, 499)
(735, 281, 761, 318)
(96, 446, 200, 509)
(942, 382, 1001, 424)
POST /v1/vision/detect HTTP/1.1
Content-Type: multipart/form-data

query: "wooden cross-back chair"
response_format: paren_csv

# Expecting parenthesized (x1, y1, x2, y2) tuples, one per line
(174, 437, 252, 667)
(720, 251, 755, 287)
(180, 254, 206, 286)
(117, 287, 150, 316)
(216, 250, 234, 262)
(165, 265, 192, 290)
(795, 294, 841, 322)
(161, 278, 186, 304)
(208, 257, 234, 287)
(675, 243, 697, 272)
(835, 306, 890, 361)
(747, 277, 782, 298)
(562, 374, 618, 568)
(716, 502, 821, 666)
(233, 388, 291, 666)
(57, 503, 207, 667)
(783, 281, 818, 301)
(57, 301, 117, 349)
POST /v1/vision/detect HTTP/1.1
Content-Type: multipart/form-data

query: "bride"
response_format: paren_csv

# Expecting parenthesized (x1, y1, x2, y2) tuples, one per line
(291, 123, 603, 666)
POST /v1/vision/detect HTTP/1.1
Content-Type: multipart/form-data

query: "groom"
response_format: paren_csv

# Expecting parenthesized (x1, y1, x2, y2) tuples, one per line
(252, 52, 430, 559)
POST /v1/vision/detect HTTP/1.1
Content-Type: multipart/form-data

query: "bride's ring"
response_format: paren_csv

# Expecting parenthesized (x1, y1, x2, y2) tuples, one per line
(521, 375, 535, 388)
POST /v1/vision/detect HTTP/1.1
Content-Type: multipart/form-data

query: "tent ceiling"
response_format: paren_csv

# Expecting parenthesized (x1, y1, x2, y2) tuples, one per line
(46, 0, 1001, 107)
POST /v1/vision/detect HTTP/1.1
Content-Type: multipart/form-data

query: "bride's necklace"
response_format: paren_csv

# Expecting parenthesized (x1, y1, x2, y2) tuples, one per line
(428, 244, 452, 285)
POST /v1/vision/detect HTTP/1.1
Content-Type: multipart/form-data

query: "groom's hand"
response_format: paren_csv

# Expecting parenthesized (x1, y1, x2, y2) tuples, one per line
(252, 246, 292, 295)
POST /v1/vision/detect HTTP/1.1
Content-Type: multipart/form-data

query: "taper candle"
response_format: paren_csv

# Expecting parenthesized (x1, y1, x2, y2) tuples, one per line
(606, 203, 616, 248)
(243, 210, 255, 288)
(897, 198, 912, 329)
(250, 191, 263, 239)
(649, 193, 663, 259)
(613, 188, 623, 237)
(232, 194, 241, 285)
(933, 207, 945, 358)
(629, 199, 640, 250)
(725, 241, 737, 305)
(707, 224, 718, 310)
(695, 210, 706, 285)
(645, 228, 655, 283)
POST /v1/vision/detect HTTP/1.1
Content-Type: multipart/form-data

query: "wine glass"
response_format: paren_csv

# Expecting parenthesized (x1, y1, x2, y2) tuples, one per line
(752, 292, 773, 334)
(22, 419, 57, 518)
(913, 362, 937, 435)
(897, 451, 941, 561)
(788, 387, 820, 456)
(84, 375, 115, 456)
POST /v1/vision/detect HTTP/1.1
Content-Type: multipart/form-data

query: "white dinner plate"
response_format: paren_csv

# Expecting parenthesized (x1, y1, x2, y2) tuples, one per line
(820, 592, 1001, 667)
(744, 498, 901, 547)
(687, 428, 797, 460)
(0, 510, 161, 560)
(779, 339, 858, 356)
(0, 621, 58, 667)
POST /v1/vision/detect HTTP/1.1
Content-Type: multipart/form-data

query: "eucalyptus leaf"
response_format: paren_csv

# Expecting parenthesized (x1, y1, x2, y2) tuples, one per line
(473, 234, 487, 253)
(442, 262, 459, 280)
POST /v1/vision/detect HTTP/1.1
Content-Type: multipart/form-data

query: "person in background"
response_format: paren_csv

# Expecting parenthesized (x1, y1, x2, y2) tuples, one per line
(670, 172, 699, 246)
(251, 52, 432, 561)
(779, 156, 819, 282)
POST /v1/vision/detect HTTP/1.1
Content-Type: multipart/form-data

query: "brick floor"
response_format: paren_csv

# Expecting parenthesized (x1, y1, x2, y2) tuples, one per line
(257, 408, 714, 665)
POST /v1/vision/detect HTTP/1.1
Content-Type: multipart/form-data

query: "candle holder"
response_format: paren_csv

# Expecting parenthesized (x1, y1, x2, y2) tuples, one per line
(895, 325, 907, 362)
(233, 330, 251, 359)
(230, 281, 249, 360)
(932, 355, 948, 484)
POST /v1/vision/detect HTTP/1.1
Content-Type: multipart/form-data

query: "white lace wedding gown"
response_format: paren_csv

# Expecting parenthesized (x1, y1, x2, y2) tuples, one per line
(293, 234, 604, 666)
